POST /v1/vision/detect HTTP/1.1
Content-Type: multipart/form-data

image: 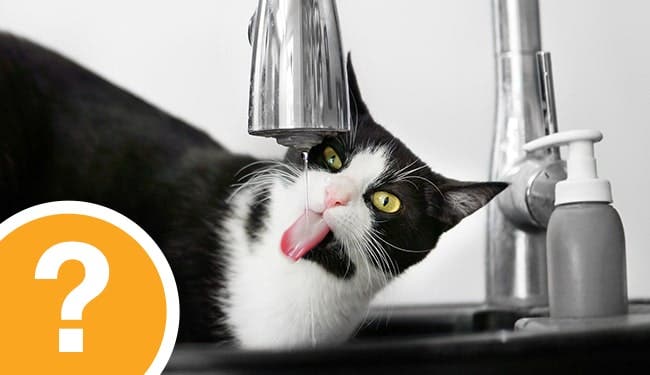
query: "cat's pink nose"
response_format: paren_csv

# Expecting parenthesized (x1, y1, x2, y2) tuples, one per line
(325, 190, 351, 209)
(324, 176, 354, 209)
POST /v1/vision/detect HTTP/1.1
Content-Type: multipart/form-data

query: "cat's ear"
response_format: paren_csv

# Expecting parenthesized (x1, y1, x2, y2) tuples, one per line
(346, 53, 370, 121)
(430, 180, 508, 231)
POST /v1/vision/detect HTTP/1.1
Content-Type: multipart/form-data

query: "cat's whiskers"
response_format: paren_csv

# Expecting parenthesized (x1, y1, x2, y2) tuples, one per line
(339, 217, 396, 289)
(235, 159, 301, 177)
(397, 178, 419, 190)
(360, 240, 383, 284)
(246, 174, 294, 190)
(350, 236, 374, 290)
(370, 228, 431, 254)
(235, 161, 300, 189)
(339, 220, 375, 290)
(368, 233, 397, 278)
(389, 160, 419, 179)
(237, 166, 298, 185)
(228, 166, 297, 203)
(341, 241, 354, 280)
(375, 159, 421, 188)
(404, 175, 444, 198)
(390, 164, 429, 184)
(366, 237, 396, 284)
(381, 160, 445, 198)
(361, 232, 388, 277)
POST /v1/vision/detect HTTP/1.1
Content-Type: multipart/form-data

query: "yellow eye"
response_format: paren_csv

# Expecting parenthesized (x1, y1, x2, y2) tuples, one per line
(371, 191, 401, 213)
(323, 146, 342, 170)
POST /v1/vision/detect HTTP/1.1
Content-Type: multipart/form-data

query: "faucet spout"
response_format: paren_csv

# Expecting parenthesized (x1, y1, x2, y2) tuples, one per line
(247, 0, 351, 151)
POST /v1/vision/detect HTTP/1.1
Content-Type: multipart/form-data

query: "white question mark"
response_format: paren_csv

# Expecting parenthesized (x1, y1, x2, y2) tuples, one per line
(34, 241, 109, 353)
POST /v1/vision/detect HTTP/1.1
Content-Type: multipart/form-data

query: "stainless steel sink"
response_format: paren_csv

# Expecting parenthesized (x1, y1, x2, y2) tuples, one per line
(165, 300, 650, 374)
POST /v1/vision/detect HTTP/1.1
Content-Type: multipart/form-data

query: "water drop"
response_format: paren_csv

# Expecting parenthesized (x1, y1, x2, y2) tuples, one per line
(302, 151, 310, 221)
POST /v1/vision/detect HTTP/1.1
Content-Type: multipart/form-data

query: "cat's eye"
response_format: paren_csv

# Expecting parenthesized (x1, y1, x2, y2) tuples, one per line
(323, 146, 342, 171)
(371, 191, 401, 214)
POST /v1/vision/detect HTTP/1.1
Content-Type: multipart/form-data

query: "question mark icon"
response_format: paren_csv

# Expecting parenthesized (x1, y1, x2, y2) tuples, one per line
(34, 241, 109, 353)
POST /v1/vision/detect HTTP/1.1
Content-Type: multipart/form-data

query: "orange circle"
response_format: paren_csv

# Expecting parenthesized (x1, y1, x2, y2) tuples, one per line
(0, 214, 168, 374)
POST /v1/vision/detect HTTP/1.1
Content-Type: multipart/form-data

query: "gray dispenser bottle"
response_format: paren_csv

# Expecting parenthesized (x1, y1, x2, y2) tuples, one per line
(524, 129, 627, 319)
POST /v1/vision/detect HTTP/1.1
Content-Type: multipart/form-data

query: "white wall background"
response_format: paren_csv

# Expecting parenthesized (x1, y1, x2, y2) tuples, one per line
(1, 0, 648, 305)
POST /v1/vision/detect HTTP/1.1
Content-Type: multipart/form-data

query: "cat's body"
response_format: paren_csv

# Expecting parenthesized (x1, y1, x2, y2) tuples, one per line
(0, 33, 506, 348)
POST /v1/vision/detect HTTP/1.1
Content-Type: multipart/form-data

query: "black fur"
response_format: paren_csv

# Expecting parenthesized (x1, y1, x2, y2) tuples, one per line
(0, 33, 255, 342)
(303, 232, 356, 279)
(245, 188, 270, 243)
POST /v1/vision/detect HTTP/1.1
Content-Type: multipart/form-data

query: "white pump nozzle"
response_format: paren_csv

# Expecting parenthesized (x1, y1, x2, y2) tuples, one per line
(524, 129, 612, 205)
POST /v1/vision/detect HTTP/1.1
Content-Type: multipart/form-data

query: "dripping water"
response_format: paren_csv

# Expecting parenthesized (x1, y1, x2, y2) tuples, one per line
(304, 150, 316, 345)
(302, 150, 310, 221)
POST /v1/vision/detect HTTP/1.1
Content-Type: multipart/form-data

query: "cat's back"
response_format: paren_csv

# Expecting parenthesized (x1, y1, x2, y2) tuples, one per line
(0, 31, 221, 161)
(0, 33, 264, 342)
(0, 32, 245, 231)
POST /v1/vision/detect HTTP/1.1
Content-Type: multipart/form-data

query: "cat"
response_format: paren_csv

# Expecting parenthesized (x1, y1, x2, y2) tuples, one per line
(0, 32, 506, 349)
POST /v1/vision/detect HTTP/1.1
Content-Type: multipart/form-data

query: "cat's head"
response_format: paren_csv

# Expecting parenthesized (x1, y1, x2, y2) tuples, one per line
(265, 57, 506, 283)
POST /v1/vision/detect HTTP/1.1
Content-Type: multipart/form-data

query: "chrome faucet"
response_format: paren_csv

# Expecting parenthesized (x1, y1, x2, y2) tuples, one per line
(247, 0, 350, 152)
(487, 0, 566, 310)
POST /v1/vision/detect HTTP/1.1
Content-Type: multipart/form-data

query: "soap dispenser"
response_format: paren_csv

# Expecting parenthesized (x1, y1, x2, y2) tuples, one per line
(524, 129, 627, 319)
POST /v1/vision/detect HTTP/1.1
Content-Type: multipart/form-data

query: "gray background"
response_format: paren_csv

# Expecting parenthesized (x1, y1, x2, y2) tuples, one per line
(1, 0, 648, 305)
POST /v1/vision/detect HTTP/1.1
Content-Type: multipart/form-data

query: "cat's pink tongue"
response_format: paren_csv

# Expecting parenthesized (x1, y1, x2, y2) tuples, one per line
(281, 210, 330, 261)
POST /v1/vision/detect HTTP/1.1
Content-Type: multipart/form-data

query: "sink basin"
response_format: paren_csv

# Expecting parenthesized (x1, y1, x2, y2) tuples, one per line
(165, 300, 650, 374)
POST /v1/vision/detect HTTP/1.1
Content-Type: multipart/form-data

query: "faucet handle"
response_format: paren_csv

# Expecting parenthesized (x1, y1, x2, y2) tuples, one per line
(536, 51, 561, 159)
(498, 158, 566, 230)
(536, 52, 558, 135)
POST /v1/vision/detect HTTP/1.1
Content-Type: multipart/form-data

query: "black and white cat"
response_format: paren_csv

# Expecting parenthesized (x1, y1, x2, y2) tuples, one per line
(0, 33, 506, 349)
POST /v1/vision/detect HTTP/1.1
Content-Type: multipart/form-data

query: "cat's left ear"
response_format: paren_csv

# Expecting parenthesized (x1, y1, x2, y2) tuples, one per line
(346, 53, 371, 122)
(430, 180, 508, 231)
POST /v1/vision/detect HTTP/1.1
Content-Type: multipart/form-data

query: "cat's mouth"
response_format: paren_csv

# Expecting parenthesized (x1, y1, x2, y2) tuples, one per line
(280, 210, 331, 261)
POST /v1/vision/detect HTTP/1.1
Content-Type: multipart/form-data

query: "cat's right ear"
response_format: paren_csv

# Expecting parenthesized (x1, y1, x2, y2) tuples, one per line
(346, 53, 371, 122)
(429, 180, 508, 232)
